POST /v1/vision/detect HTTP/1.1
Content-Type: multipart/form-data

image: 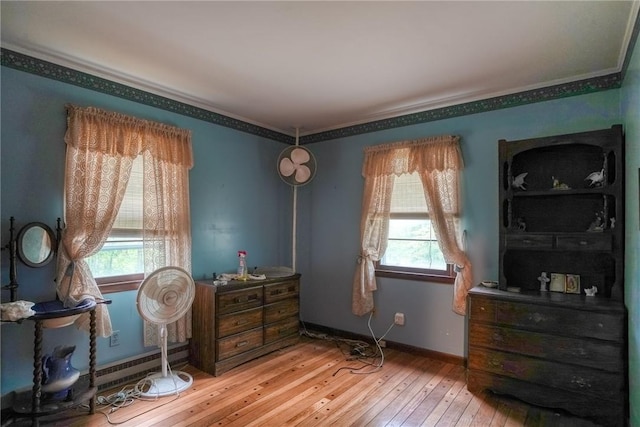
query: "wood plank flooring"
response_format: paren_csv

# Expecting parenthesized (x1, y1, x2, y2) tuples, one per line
(5, 337, 604, 426)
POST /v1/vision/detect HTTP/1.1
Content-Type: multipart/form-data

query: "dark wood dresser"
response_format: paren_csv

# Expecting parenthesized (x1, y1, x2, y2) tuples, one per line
(467, 126, 627, 426)
(190, 274, 300, 376)
(467, 286, 626, 426)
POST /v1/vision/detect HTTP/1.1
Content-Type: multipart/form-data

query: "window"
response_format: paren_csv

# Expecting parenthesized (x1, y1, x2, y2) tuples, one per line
(376, 172, 455, 282)
(86, 156, 144, 292)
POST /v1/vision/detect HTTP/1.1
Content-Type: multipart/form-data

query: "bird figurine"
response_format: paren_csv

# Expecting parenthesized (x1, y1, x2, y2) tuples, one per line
(512, 172, 528, 190)
(585, 169, 604, 187)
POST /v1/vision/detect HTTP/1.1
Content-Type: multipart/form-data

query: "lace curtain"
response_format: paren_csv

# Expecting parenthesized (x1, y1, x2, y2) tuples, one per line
(57, 105, 193, 340)
(352, 135, 473, 316)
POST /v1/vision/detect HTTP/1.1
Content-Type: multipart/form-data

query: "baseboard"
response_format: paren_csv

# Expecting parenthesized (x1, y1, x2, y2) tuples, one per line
(1, 343, 189, 411)
(301, 321, 466, 367)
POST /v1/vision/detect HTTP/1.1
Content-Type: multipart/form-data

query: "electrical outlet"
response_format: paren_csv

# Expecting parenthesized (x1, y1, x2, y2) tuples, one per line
(394, 312, 405, 326)
(110, 330, 120, 347)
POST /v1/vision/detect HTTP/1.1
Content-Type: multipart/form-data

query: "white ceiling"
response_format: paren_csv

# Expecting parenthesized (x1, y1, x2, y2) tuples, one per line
(1, 1, 639, 137)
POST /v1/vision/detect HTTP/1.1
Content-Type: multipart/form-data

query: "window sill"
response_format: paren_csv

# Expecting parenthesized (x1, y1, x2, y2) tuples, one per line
(96, 275, 143, 294)
(375, 269, 455, 284)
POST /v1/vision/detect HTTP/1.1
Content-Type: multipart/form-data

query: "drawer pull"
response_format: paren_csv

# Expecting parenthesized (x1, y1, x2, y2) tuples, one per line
(571, 376, 591, 388)
(489, 358, 502, 368)
(579, 240, 588, 246)
(523, 239, 532, 244)
(492, 332, 503, 342)
(236, 319, 248, 326)
(236, 341, 248, 348)
(234, 294, 258, 304)
(480, 306, 486, 311)
(271, 289, 282, 296)
(528, 313, 547, 323)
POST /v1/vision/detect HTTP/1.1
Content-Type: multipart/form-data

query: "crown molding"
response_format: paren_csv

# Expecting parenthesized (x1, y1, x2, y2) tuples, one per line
(0, 48, 623, 145)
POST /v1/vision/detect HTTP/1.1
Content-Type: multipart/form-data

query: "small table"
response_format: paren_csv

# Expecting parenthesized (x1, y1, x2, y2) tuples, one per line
(12, 299, 104, 426)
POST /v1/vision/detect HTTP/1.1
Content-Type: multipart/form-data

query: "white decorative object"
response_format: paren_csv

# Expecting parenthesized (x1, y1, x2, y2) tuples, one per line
(512, 172, 528, 190)
(481, 280, 498, 288)
(1, 300, 35, 321)
(537, 272, 550, 292)
(584, 286, 598, 297)
(585, 169, 605, 187)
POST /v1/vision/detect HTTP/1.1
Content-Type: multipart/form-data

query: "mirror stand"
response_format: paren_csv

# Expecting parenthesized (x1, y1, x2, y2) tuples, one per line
(2, 217, 20, 301)
(2, 217, 61, 302)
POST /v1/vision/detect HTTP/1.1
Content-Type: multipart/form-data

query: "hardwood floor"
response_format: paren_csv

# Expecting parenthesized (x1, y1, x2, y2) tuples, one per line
(6, 336, 604, 426)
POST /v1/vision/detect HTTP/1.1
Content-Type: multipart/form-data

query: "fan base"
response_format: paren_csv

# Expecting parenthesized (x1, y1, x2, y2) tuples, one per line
(139, 371, 193, 398)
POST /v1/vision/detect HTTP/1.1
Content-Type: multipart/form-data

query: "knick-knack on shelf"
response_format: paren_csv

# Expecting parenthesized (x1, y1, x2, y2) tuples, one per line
(552, 176, 571, 190)
(512, 172, 528, 190)
(537, 272, 550, 292)
(585, 169, 605, 187)
(587, 211, 605, 232)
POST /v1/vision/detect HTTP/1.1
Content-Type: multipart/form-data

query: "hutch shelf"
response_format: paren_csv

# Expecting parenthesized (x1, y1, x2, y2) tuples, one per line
(467, 125, 627, 426)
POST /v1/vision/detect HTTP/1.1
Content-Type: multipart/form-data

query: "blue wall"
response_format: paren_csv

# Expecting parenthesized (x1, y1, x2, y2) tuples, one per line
(0, 66, 293, 393)
(621, 32, 640, 427)
(297, 91, 622, 358)
(2, 55, 637, 427)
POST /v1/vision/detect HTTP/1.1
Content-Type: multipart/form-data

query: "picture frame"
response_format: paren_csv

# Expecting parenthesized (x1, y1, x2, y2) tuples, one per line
(549, 273, 566, 292)
(565, 274, 581, 294)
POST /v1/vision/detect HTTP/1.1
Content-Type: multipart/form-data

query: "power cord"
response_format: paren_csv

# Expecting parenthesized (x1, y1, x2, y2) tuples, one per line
(300, 312, 395, 375)
(76, 363, 186, 425)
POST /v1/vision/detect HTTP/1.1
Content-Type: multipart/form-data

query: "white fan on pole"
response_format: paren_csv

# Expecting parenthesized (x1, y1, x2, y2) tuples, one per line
(277, 129, 317, 272)
(136, 266, 195, 397)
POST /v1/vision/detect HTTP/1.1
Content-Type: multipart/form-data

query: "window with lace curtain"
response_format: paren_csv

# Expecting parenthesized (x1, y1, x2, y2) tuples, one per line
(376, 172, 455, 282)
(86, 156, 144, 290)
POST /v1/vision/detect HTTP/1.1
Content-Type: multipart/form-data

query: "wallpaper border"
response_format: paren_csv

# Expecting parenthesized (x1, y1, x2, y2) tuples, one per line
(1, 48, 622, 145)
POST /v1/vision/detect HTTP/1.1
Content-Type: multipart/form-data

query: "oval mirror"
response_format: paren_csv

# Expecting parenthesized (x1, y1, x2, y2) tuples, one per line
(17, 222, 56, 268)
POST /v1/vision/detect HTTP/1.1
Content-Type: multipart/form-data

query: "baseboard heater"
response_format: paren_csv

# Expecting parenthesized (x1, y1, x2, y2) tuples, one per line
(1, 343, 189, 411)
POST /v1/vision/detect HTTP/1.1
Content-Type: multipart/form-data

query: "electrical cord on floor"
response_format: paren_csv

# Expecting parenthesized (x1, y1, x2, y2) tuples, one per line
(76, 364, 185, 425)
(300, 312, 395, 376)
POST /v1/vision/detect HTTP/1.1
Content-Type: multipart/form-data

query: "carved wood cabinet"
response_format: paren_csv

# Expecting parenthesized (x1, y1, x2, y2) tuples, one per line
(190, 275, 300, 376)
(467, 126, 627, 426)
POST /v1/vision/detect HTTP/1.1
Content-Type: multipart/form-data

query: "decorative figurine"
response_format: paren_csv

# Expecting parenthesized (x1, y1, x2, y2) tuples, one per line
(552, 176, 571, 190)
(584, 286, 598, 297)
(537, 272, 550, 292)
(610, 217, 616, 229)
(587, 211, 605, 232)
(585, 169, 605, 187)
(512, 172, 528, 190)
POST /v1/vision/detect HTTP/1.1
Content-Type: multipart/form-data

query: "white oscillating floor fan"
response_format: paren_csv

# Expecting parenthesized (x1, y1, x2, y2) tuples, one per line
(136, 266, 195, 397)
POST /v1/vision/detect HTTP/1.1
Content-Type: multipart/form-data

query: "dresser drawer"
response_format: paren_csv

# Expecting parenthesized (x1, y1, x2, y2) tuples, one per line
(468, 296, 497, 322)
(217, 328, 263, 361)
(505, 234, 553, 249)
(217, 307, 263, 338)
(496, 301, 624, 341)
(264, 299, 299, 324)
(468, 347, 622, 399)
(555, 234, 612, 251)
(469, 322, 623, 372)
(217, 286, 263, 314)
(264, 280, 299, 304)
(264, 317, 299, 344)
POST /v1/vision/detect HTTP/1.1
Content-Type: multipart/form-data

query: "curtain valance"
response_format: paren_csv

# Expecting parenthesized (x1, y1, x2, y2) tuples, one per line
(65, 104, 193, 168)
(362, 135, 462, 177)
